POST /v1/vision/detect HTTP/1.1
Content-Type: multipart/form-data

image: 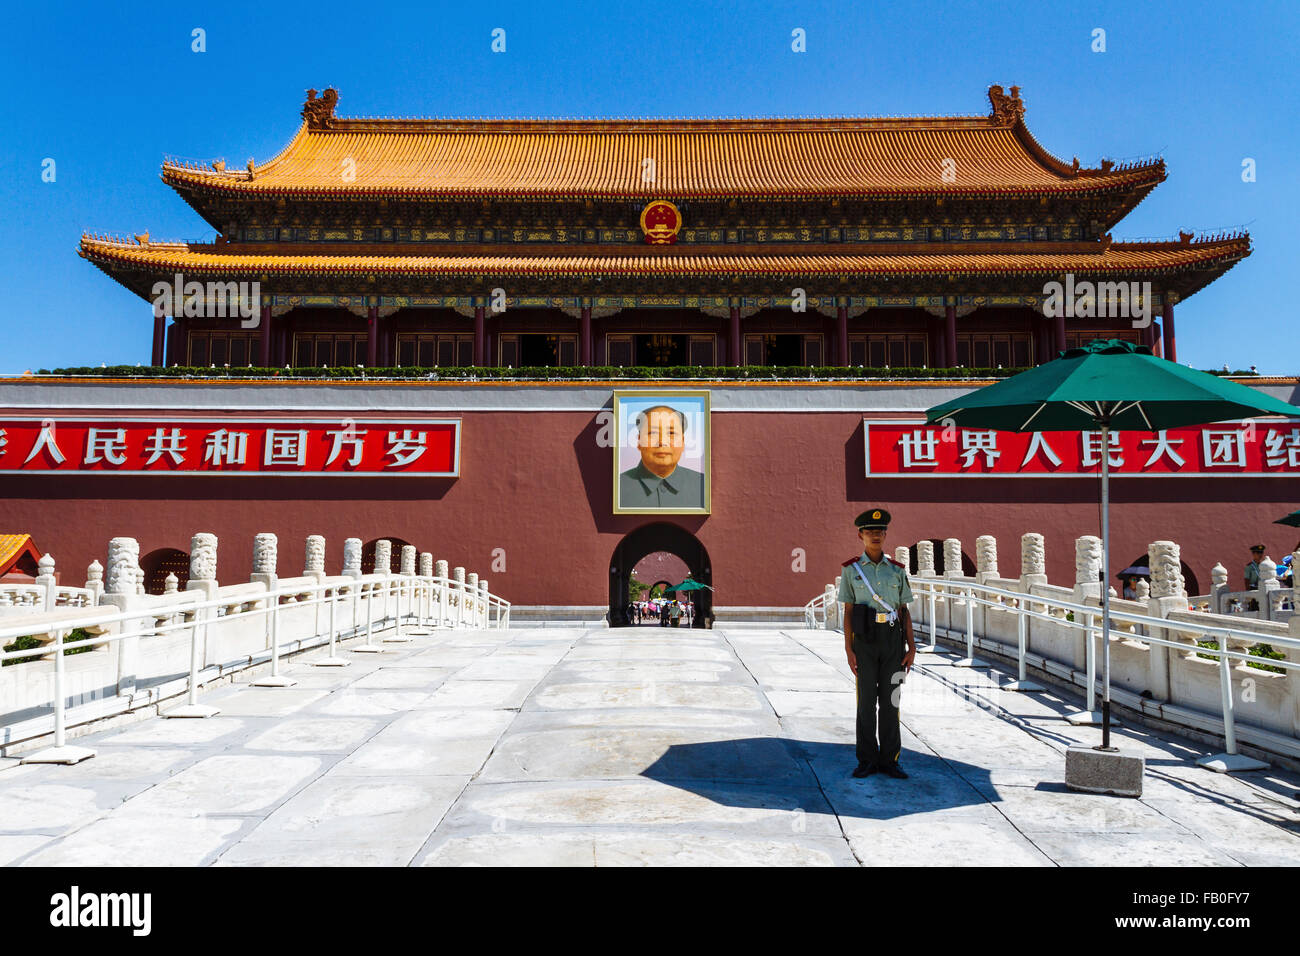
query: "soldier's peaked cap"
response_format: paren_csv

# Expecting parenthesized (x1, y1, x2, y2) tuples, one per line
(856, 508, 891, 530)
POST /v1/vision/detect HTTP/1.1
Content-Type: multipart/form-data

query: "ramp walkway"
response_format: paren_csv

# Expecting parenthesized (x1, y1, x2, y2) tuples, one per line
(3, 624, 1299, 866)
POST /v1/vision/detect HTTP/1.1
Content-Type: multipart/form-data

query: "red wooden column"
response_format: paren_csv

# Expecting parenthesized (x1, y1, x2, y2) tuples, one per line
(580, 305, 592, 366)
(258, 305, 272, 367)
(836, 305, 848, 366)
(151, 313, 166, 366)
(366, 305, 379, 367)
(1161, 296, 1177, 362)
(1150, 320, 1163, 358)
(1053, 309, 1066, 357)
(729, 306, 741, 367)
(474, 306, 486, 367)
(944, 303, 957, 368)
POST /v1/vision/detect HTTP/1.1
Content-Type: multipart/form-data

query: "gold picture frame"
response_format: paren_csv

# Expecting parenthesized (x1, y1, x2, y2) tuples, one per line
(612, 390, 711, 515)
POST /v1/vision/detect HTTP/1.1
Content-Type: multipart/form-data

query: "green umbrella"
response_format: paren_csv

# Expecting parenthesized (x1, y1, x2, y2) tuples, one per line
(926, 339, 1300, 751)
(1275, 510, 1300, 529)
(667, 578, 712, 592)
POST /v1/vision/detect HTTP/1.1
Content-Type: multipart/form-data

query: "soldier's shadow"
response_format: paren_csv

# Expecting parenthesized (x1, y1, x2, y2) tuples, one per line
(640, 737, 998, 820)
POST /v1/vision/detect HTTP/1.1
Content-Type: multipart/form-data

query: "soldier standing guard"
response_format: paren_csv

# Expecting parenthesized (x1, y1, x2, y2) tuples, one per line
(838, 508, 917, 779)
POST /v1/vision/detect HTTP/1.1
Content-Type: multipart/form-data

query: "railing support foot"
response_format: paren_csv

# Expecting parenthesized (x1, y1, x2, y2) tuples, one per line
(21, 744, 95, 765)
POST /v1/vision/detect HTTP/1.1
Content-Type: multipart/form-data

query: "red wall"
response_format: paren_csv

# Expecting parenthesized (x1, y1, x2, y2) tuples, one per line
(0, 409, 1294, 605)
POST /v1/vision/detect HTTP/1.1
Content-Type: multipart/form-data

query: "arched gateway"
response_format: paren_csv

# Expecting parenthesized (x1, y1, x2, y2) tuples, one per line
(609, 523, 712, 628)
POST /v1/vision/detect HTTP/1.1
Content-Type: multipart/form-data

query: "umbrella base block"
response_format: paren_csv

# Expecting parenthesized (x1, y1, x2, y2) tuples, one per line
(1065, 744, 1143, 797)
(1065, 709, 1120, 727)
(21, 745, 96, 765)
(1196, 753, 1269, 774)
(952, 656, 990, 668)
(1002, 679, 1045, 693)
(250, 675, 298, 688)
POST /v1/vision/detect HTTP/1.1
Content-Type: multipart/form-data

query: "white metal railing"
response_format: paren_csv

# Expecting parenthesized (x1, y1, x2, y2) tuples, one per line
(913, 577, 1298, 759)
(806, 575, 1300, 760)
(0, 573, 509, 759)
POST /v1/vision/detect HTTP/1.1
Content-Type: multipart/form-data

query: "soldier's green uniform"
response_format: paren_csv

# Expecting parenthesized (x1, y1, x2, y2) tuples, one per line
(838, 508, 913, 773)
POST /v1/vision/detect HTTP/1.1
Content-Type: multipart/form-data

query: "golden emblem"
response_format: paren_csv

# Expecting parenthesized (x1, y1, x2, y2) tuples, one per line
(640, 201, 682, 245)
(872, 511, 881, 519)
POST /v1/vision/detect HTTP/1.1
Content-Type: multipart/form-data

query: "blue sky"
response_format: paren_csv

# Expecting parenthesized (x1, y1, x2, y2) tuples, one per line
(3, 0, 1296, 372)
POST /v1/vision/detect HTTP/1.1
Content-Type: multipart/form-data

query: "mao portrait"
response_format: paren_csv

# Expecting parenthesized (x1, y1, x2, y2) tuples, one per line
(612, 391, 711, 514)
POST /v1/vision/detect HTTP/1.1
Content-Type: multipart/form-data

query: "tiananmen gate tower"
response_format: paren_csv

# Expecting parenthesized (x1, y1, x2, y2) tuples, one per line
(0, 85, 1293, 624)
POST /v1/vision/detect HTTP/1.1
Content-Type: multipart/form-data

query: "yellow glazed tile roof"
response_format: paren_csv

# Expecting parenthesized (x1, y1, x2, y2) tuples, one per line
(79, 235, 1250, 279)
(0, 534, 34, 574)
(160, 87, 1166, 201)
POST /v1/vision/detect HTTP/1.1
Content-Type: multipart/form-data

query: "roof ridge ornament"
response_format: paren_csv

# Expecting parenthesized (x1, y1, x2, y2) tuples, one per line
(987, 84, 1025, 126)
(303, 88, 339, 130)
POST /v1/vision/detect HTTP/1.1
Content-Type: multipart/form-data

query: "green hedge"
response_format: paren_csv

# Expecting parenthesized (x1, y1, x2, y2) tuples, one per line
(1194, 640, 1285, 673)
(39, 364, 1035, 381)
(2, 628, 97, 667)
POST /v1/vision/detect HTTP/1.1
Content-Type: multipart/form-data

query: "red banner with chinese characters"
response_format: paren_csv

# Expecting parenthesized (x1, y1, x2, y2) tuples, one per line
(864, 419, 1300, 478)
(0, 418, 460, 476)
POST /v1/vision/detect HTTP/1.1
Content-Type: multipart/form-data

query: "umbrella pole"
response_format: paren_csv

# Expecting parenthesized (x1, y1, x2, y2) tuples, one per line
(1099, 421, 1116, 752)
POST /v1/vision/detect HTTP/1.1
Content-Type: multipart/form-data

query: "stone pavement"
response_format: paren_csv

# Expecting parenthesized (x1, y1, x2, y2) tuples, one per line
(3, 624, 1300, 866)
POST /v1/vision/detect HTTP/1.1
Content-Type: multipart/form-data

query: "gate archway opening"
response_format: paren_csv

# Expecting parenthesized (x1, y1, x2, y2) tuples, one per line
(609, 522, 712, 628)
(141, 547, 190, 595)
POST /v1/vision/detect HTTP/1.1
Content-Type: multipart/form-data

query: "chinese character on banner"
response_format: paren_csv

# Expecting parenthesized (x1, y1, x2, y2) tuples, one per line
(1201, 428, 1247, 468)
(1139, 431, 1186, 469)
(0, 428, 7, 457)
(84, 428, 128, 466)
(958, 431, 1000, 469)
(1263, 428, 1300, 469)
(325, 424, 368, 467)
(1020, 433, 1063, 468)
(385, 430, 427, 468)
(1081, 431, 1124, 468)
(204, 429, 249, 466)
(898, 430, 939, 468)
(24, 421, 66, 465)
(264, 429, 308, 467)
(143, 428, 187, 466)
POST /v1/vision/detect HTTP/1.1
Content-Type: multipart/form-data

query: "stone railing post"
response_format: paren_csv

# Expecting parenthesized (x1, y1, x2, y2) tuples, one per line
(419, 553, 432, 576)
(103, 536, 143, 697)
(304, 534, 326, 582)
(251, 532, 278, 588)
(342, 538, 363, 579)
(436, 559, 449, 623)
(164, 573, 179, 595)
(1146, 540, 1188, 702)
(1210, 563, 1229, 614)
(400, 545, 417, 576)
(943, 538, 963, 578)
(916, 541, 935, 577)
(35, 553, 57, 612)
(373, 540, 392, 575)
(453, 567, 465, 624)
(975, 535, 998, 584)
(1073, 535, 1103, 603)
(85, 559, 104, 606)
(185, 532, 219, 598)
(1258, 558, 1279, 621)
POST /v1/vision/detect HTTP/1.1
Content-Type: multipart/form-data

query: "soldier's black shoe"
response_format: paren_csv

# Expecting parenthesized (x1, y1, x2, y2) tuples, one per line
(881, 763, 909, 779)
(851, 762, 878, 778)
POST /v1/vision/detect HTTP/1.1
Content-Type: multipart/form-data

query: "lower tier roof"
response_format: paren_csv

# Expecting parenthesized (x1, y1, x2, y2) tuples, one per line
(79, 234, 1250, 299)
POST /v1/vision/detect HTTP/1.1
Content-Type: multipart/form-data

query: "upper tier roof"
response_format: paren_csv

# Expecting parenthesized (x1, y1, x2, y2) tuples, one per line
(161, 86, 1166, 202)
